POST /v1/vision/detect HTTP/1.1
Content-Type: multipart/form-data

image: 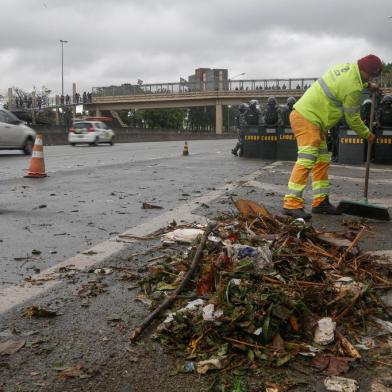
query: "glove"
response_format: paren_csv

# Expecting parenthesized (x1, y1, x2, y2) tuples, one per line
(368, 82, 379, 93)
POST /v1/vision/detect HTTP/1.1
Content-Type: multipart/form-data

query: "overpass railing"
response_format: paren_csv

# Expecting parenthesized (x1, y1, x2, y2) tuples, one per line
(92, 78, 319, 98)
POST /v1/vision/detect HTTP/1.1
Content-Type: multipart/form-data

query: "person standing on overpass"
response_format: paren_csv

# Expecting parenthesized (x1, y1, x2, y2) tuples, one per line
(283, 54, 381, 220)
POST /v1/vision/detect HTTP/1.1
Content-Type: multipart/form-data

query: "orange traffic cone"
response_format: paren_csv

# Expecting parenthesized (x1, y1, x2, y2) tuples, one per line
(25, 134, 47, 178)
(182, 141, 189, 156)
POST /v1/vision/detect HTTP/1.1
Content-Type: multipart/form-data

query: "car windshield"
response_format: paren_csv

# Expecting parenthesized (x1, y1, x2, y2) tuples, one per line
(0, 109, 19, 123)
(73, 122, 91, 129)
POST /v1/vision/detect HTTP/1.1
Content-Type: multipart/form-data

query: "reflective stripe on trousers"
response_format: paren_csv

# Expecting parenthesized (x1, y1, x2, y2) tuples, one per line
(284, 110, 330, 209)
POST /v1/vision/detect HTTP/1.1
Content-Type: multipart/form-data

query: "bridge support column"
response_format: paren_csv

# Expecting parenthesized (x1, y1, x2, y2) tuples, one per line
(55, 107, 60, 126)
(215, 103, 223, 134)
(31, 91, 36, 125)
(72, 83, 77, 118)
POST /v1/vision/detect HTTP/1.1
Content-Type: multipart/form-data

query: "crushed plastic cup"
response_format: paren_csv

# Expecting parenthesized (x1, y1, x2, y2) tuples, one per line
(226, 244, 272, 270)
(314, 317, 336, 345)
(202, 304, 223, 321)
(324, 376, 359, 391)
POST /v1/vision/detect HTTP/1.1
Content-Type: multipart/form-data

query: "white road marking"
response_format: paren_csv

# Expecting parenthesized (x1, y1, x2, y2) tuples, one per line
(0, 164, 273, 315)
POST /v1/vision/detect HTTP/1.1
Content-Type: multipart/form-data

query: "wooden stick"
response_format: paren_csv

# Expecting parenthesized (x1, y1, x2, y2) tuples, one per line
(219, 358, 247, 374)
(130, 222, 215, 342)
(224, 337, 267, 350)
(145, 255, 167, 263)
(372, 360, 392, 368)
(337, 227, 367, 267)
(334, 293, 361, 321)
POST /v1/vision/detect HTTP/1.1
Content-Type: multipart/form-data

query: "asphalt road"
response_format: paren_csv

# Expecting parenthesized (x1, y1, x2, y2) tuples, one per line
(1, 140, 392, 391)
(1, 139, 392, 298)
(0, 139, 263, 288)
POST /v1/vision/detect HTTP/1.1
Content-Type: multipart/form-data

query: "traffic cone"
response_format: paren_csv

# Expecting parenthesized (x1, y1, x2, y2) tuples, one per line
(182, 141, 189, 156)
(25, 134, 47, 178)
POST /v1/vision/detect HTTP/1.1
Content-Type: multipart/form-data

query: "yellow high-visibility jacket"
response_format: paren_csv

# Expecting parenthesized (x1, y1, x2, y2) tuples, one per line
(294, 63, 370, 138)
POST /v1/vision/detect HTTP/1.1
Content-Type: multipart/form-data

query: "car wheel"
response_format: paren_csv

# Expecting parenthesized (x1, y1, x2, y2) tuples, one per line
(89, 137, 99, 146)
(23, 137, 34, 155)
(70, 143, 76, 146)
(109, 137, 114, 146)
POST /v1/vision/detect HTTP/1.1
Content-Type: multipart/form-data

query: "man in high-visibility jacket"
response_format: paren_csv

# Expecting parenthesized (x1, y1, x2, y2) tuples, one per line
(283, 54, 382, 220)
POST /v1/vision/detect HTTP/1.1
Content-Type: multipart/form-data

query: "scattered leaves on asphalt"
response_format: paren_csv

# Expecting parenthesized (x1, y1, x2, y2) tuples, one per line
(0, 340, 26, 355)
(142, 202, 163, 209)
(129, 198, 392, 390)
(25, 306, 58, 318)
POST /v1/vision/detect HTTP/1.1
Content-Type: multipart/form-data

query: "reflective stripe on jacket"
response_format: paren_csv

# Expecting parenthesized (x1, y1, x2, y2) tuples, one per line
(293, 63, 370, 138)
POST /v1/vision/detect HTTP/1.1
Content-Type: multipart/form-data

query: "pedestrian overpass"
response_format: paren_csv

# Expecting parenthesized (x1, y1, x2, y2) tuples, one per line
(5, 78, 392, 133)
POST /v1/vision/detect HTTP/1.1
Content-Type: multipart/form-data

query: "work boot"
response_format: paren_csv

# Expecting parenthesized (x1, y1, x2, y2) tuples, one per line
(312, 197, 341, 215)
(231, 149, 238, 156)
(283, 208, 312, 221)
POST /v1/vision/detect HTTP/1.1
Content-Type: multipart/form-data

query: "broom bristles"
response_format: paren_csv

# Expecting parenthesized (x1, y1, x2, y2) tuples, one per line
(337, 200, 390, 221)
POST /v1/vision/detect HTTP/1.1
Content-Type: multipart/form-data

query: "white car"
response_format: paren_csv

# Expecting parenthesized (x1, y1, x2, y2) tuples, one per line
(0, 108, 36, 155)
(68, 121, 115, 146)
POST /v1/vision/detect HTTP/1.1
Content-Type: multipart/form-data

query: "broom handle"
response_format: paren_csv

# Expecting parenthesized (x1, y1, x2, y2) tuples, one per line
(364, 92, 376, 201)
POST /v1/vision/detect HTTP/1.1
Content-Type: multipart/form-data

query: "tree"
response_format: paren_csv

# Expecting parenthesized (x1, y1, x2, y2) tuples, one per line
(117, 108, 186, 129)
(187, 106, 215, 131)
(382, 62, 392, 87)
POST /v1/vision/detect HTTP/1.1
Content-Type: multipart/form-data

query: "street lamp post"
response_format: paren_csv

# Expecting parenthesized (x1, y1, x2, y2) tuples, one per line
(229, 72, 245, 91)
(230, 72, 246, 80)
(227, 105, 231, 132)
(60, 40, 68, 97)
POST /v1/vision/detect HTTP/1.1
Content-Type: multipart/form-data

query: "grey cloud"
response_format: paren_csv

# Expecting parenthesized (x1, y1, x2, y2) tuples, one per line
(0, 0, 391, 94)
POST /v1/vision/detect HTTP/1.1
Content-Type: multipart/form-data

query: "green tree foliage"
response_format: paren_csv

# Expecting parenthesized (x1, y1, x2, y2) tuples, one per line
(142, 108, 186, 129)
(187, 106, 215, 131)
(118, 108, 186, 129)
(382, 62, 392, 87)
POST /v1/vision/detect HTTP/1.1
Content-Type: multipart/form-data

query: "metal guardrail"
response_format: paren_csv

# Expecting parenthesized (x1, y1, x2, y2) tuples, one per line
(91, 78, 319, 98)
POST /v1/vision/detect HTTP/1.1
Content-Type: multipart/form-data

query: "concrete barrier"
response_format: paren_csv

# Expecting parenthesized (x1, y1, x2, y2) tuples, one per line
(31, 125, 237, 146)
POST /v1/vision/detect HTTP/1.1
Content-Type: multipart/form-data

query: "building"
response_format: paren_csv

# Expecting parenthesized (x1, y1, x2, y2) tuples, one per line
(188, 68, 228, 91)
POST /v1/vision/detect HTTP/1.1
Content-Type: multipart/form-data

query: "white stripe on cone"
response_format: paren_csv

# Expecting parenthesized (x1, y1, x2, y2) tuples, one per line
(32, 151, 43, 158)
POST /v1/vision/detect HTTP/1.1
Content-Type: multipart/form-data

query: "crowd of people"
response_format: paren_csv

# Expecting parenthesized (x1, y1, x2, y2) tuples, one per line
(13, 91, 93, 110)
(235, 83, 310, 91)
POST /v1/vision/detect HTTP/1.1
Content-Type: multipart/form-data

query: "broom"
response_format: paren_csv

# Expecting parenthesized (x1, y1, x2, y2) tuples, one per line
(337, 92, 390, 221)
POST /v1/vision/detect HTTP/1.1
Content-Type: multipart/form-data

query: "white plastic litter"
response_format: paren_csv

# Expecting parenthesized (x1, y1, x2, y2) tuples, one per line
(226, 244, 273, 270)
(94, 268, 113, 275)
(162, 228, 204, 243)
(324, 376, 359, 392)
(207, 234, 222, 243)
(202, 304, 223, 321)
(314, 317, 336, 345)
(253, 327, 263, 336)
(184, 299, 205, 311)
(354, 336, 376, 350)
(374, 318, 392, 334)
(334, 277, 366, 296)
(161, 299, 206, 325)
(299, 344, 322, 357)
(196, 358, 224, 374)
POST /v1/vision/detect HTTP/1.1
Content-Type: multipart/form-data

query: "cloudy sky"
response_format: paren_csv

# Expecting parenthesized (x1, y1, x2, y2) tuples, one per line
(1, 0, 391, 96)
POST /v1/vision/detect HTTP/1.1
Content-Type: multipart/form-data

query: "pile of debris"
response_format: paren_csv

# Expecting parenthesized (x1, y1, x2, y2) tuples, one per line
(131, 199, 392, 390)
